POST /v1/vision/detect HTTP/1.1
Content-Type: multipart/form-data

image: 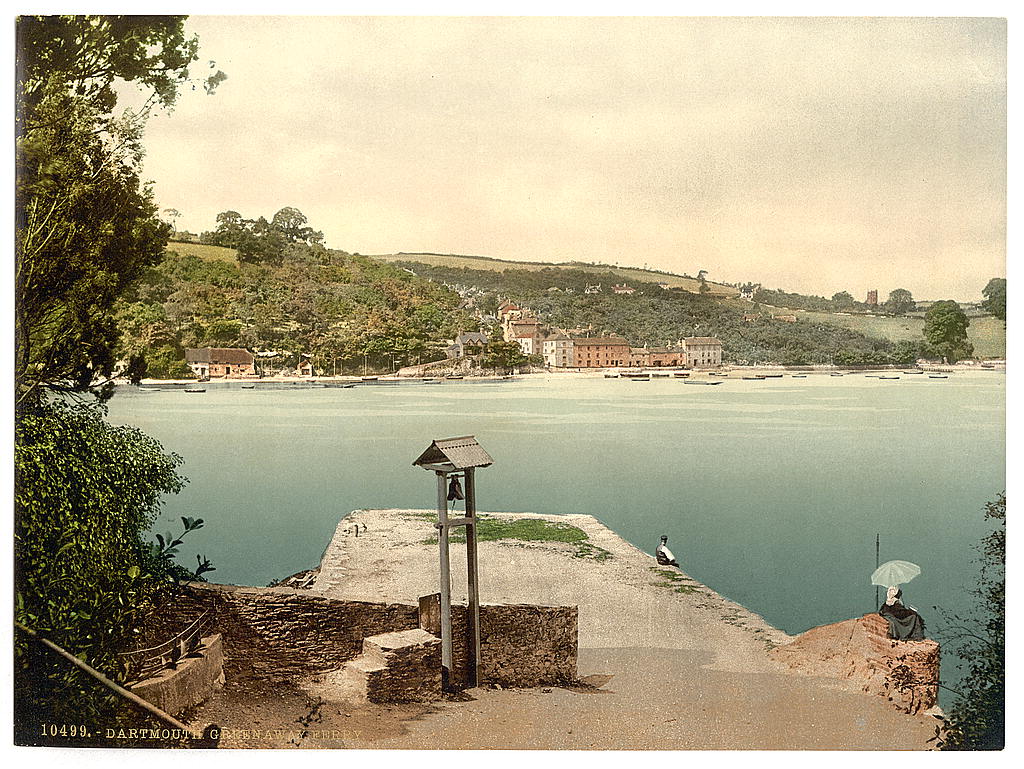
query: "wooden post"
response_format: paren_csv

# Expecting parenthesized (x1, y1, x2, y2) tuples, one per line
(872, 532, 880, 610)
(436, 471, 453, 688)
(465, 467, 481, 687)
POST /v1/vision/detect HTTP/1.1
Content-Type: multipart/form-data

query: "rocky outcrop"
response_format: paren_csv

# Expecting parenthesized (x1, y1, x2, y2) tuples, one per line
(770, 613, 939, 714)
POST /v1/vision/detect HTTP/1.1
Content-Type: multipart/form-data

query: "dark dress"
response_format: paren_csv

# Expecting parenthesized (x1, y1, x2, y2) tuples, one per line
(879, 600, 926, 641)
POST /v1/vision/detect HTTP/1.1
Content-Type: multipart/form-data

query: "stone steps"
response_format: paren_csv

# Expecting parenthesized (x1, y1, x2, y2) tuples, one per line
(337, 628, 442, 704)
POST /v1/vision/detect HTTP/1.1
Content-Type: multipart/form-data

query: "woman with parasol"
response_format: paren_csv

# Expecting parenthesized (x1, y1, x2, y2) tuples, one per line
(872, 560, 926, 641)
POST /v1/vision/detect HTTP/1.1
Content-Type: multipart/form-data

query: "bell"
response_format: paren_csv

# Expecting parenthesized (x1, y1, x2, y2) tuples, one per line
(447, 475, 465, 501)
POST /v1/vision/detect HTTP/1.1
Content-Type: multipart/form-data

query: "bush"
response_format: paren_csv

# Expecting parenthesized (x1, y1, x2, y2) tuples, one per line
(14, 400, 186, 737)
(937, 493, 1005, 750)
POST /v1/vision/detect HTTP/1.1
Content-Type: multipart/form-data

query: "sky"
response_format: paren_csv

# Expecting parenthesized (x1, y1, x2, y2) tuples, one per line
(131, 15, 1006, 302)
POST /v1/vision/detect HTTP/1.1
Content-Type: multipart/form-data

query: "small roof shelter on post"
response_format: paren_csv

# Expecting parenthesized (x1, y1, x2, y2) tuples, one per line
(413, 436, 493, 690)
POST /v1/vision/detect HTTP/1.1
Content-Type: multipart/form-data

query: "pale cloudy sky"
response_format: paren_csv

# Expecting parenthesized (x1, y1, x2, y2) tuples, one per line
(135, 16, 1006, 301)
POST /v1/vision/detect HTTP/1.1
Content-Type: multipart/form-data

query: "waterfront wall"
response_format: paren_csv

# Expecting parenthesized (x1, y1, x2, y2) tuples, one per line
(148, 583, 577, 692)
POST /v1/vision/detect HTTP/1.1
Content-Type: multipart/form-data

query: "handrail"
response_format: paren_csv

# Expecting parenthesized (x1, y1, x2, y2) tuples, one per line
(120, 609, 213, 659)
(15, 620, 206, 738)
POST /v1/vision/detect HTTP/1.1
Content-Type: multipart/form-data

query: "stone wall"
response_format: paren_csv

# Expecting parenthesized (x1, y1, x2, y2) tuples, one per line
(418, 594, 578, 688)
(151, 583, 419, 682)
(770, 613, 940, 714)
(147, 584, 577, 693)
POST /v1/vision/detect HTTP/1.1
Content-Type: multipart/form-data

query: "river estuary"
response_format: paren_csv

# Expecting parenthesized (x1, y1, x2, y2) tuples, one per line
(107, 369, 1004, 694)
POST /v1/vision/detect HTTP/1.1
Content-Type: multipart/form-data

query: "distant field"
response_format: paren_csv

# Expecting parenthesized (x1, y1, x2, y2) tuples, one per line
(166, 241, 238, 263)
(801, 310, 1005, 359)
(368, 252, 739, 296)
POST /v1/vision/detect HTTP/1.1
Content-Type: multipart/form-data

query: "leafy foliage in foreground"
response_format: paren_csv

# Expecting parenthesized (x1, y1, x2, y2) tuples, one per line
(936, 493, 1005, 750)
(14, 401, 188, 734)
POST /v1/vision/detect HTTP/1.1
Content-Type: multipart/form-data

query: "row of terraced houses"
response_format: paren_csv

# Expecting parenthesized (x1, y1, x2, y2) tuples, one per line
(494, 301, 722, 369)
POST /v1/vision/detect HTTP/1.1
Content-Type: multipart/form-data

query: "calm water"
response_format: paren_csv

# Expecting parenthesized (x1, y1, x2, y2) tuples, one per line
(107, 372, 1003, 664)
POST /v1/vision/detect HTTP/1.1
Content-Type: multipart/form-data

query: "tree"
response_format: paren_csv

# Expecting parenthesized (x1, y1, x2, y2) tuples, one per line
(980, 278, 1006, 322)
(163, 208, 182, 233)
(884, 288, 915, 315)
(831, 291, 855, 308)
(481, 340, 529, 373)
(16, 16, 203, 130)
(923, 300, 973, 363)
(16, 85, 171, 404)
(272, 206, 324, 245)
(936, 493, 1004, 750)
(15, 16, 220, 403)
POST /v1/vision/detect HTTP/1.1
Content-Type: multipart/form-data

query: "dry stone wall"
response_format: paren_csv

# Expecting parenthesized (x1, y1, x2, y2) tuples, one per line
(151, 583, 418, 682)
(418, 594, 578, 688)
(146, 583, 577, 693)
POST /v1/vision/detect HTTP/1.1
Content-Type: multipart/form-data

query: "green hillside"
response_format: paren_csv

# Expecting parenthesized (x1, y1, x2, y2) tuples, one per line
(799, 310, 1005, 359)
(393, 260, 920, 366)
(118, 243, 478, 377)
(369, 252, 739, 296)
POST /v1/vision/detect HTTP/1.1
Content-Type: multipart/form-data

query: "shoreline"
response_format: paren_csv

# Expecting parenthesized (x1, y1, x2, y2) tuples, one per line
(130, 360, 1004, 387)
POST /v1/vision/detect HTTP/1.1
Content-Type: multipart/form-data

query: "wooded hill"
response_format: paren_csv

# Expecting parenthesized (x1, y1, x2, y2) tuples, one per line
(115, 241, 479, 377)
(117, 234, 1000, 376)
(368, 251, 739, 296)
(392, 260, 918, 366)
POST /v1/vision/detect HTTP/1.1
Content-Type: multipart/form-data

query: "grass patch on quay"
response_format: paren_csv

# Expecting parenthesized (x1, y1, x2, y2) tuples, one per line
(650, 567, 704, 594)
(421, 515, 613, 561)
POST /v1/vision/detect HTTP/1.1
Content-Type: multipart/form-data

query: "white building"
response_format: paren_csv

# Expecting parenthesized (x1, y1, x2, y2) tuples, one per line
(542, 334, 574, 368)
(682, 337, 723, 368)
(515, 334, 538, 356)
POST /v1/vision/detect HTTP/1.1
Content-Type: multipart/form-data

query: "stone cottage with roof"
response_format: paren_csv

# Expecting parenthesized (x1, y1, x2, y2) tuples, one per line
(185, 348, 256, 378)
(445, 332, 489, 359)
